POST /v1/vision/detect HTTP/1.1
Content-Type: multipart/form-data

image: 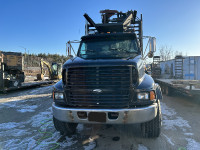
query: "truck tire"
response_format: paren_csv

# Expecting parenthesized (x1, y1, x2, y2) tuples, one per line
(141, 101, 161, 138)
(53, 117, 78, 135)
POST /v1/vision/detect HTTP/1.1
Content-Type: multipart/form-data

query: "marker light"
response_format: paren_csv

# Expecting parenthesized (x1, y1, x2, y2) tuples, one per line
(150, 91, 156, 100)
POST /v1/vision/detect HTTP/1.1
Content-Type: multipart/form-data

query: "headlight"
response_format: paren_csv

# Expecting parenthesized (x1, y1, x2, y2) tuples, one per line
(137, 92, 149, 100)
(137, 91, 155, 100)
(53, 92, 64, 100)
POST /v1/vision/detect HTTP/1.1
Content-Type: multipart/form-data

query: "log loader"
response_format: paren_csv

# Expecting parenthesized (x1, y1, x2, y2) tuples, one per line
(52, 10, 162, 138)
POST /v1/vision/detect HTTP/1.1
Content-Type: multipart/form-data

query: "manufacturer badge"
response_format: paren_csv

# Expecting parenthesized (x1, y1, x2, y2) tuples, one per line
(93, 89, 102, 93)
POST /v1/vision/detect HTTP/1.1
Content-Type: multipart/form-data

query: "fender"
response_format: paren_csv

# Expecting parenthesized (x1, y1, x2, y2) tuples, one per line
(53, 80, 64, 92)
(154, 83, 163, 101)
(136, 74, 163, 101)
(136, 74, 155, 92)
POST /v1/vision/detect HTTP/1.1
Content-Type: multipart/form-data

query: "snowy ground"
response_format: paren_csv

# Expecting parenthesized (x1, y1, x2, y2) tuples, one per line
(0, 85, 200, 150)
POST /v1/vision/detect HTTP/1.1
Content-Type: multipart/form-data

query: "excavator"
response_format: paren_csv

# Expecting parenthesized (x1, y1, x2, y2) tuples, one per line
(37, 59, 62, 80)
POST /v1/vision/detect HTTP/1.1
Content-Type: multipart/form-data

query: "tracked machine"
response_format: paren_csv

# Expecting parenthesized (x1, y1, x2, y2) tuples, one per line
(37, 59, 62, 80)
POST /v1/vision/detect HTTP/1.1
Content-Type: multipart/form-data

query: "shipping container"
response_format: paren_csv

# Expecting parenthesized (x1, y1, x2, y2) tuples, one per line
(160, 56, 200, 80)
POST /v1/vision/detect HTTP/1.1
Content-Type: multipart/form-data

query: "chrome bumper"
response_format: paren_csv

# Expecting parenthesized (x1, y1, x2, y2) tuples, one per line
(52, 102, 158, 124)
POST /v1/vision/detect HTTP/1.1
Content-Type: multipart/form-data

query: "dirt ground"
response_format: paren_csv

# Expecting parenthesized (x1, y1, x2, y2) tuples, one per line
(0, 85, 200, 150)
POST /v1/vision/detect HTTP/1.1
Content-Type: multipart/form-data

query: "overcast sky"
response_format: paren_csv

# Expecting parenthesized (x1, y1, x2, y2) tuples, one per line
(0, 0, 200, 57)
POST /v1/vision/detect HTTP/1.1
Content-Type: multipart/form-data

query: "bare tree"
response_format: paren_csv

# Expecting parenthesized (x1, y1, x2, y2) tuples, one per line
(174, 50, 183, 57)
(158, 45, 174, 61)
(154, 45, 184, 62)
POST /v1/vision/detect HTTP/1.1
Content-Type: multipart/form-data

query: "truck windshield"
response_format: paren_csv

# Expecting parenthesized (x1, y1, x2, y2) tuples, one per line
(78, 38, 139, 59)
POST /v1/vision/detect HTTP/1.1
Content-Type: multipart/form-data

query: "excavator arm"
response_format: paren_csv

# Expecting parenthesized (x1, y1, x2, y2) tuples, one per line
(40, 58, 52, 79)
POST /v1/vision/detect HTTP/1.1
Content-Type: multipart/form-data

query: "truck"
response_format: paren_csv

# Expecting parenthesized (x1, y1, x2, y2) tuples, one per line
(52, 10, 163, 138)
(0, 51, 25, 91)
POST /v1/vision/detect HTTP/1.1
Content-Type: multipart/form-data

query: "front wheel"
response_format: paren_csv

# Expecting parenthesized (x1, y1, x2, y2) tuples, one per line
(141, 101, 162, 138)
(53, 117, 78, 135)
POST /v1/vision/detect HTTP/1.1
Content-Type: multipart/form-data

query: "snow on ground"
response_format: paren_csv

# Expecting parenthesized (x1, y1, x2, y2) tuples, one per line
(161, 102, 191, 131)
(0, 105, 81, 150)
(83, 141, 96, 150)
(1, 128, 31, 137)
(30, 107, 52, 127)
(17, 105, 38, 113)
(60, 136, 78, 147)
(0, 107, 60, 150)
(0, 101, 39, 113)
(184, 133, 194, 136)
(28, 85, 53, 95)
(160, 102, 199, 149)
(137, 144, 149, 150)
(162, 116, 191, 131)
(77, 124, 84, 132)
(0, 93, 51, 103)
(161, 102, 177, 116)
(0, 91, 51, 113)
(186, 138, 200, 150)
(161, 133, 175, 146)
(0, 122, 21, 130)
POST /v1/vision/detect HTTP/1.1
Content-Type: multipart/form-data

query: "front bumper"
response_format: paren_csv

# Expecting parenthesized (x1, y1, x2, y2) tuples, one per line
(52, 102, 158, 124)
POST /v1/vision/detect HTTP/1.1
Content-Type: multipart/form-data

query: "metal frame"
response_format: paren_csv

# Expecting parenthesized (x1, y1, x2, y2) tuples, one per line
(83, 10, 143, 53)
(66, 40, 80, 56)
(175, 55, 184, 79)
(152, 56, 161, 79)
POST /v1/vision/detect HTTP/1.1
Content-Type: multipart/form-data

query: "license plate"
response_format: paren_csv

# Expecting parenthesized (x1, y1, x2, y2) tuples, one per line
(88, 112, 106, 123)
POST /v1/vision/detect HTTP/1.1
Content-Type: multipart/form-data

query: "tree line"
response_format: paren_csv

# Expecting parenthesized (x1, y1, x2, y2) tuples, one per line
(23, 53, 69, 67)
(157, 45, 185, 61)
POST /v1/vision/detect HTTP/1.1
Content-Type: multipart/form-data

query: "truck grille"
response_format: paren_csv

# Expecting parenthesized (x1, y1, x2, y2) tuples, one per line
(65, 66, 137, 108)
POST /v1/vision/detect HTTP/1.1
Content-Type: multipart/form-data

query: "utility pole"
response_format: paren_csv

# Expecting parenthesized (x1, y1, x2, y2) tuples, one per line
(19, 46, 27, 68)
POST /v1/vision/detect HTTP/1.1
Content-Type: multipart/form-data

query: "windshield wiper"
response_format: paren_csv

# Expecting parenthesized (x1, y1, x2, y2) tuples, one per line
(110, 48, 125, 51)
(81, 49, 95, 52)
(86, 49, 95, 52)
(110, 48, 138, 54)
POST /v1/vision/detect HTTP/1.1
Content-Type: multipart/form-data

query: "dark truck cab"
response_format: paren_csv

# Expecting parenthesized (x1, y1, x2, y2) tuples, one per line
(52, 10, 162, 138)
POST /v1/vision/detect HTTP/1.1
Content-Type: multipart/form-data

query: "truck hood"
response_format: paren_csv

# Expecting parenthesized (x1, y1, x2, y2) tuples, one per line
(63, 55, 142, 68)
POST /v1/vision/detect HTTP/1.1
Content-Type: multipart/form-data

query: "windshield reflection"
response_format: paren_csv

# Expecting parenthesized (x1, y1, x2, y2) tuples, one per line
(78, 39, 139, 59)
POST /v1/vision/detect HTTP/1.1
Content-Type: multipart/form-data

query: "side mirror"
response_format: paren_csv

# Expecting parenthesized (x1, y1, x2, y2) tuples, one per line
(148, 37, 156, 58)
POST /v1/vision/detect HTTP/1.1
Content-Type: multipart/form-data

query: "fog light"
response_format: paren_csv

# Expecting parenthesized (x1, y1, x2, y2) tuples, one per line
(77, 112, 87, 119)
(108, 112, 119, 119)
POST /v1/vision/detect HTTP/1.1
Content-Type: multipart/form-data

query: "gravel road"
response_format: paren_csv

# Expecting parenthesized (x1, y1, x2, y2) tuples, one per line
(0, 85, 200, 150)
